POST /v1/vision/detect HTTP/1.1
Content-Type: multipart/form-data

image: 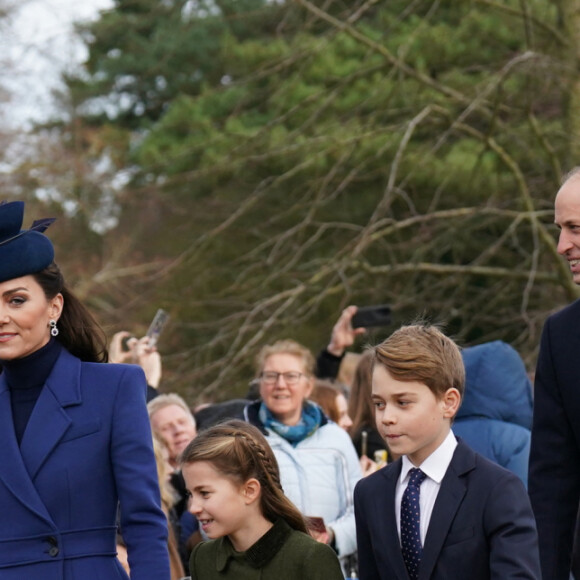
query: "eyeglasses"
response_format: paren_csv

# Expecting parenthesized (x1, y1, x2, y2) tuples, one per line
(259, 371, 304, 385)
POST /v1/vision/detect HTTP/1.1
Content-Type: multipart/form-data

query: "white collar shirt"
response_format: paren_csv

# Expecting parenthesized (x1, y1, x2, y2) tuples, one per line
(395, 430, 458, 546)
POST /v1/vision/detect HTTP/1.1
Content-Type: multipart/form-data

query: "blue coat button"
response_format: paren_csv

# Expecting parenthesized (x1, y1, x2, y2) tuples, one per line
(46, 536, 59, 557)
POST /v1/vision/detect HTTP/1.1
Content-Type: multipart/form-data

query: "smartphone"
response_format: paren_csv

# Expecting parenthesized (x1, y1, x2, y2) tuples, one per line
(351, 304, 392, 328)
(306, 516, 326, 535)
(146, 309, 170, 348)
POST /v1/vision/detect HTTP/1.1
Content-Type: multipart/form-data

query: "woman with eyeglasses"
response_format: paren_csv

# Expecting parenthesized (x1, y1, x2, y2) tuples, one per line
(243, 339, 362, 575)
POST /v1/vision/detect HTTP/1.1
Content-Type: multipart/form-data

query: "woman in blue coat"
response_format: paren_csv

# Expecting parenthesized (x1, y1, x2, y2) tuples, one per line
(0, 201, 170, 579)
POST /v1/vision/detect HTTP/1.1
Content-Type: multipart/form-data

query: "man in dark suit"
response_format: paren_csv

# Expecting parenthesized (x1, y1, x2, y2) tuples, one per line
(354, 323, 541, 580)
(529, 167, 580, 579)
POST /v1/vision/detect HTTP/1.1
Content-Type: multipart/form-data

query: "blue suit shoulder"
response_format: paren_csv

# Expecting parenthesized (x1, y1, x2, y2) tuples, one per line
(448, 438, 526, 485)
(80, 361, 147, 392)
(81, 360, 145, 378)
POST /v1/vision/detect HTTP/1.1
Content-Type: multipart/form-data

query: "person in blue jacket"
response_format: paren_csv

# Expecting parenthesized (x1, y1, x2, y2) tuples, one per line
(452, 340, 533, 487)
(0, 201, 170, 579)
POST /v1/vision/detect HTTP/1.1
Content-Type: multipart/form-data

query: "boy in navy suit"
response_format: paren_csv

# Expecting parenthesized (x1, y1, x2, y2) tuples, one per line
(354, 323, 541, 580)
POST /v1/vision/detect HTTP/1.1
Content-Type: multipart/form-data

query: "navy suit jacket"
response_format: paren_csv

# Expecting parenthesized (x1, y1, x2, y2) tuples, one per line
(529, 298, 580, 579)
(354, 438, 541, 580)
(0, 348, 170, 579)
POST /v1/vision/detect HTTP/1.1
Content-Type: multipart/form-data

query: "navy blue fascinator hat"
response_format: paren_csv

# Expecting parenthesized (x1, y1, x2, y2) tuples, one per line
(0, 201, 56, 283)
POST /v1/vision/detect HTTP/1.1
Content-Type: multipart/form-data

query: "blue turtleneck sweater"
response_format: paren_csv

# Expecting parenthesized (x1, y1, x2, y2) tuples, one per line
(0, 338, 62, 445)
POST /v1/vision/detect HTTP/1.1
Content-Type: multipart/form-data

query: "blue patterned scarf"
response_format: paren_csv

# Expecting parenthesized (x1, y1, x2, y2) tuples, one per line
(259, 400, 322, 446)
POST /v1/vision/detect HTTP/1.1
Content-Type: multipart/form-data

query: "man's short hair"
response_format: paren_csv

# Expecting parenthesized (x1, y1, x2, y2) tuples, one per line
(561, 166, 580, 186)
(372, 322, 465, 402)
(147, 393, 195, 426)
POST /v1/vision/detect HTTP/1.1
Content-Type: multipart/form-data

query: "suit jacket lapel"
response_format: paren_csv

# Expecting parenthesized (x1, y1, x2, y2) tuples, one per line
(20, 387, 72, 479)
(419, 439, 475, 579)
(20, 349, 81, 480)
(0, 378, 54, 524)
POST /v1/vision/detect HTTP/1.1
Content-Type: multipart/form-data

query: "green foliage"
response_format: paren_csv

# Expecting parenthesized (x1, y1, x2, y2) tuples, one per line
(39, 0, 580, 401)
(67, 0, 284, 126)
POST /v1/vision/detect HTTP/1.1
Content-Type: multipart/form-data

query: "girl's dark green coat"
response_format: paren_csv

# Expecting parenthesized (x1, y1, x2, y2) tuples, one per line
(189, 518, 344, 579)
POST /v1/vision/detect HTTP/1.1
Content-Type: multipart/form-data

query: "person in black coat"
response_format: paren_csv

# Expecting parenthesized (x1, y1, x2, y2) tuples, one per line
(529, 167, 580, 579)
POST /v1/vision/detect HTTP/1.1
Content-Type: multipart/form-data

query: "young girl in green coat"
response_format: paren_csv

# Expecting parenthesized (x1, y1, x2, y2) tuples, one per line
(180, 420, 344, 580)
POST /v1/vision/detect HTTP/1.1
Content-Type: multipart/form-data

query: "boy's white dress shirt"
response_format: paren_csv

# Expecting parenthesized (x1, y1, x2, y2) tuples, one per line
(395, 430, 457, 545)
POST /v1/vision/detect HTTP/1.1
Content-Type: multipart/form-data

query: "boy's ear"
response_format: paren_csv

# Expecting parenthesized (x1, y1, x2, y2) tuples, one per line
(441, 387, 461, 418)
(242, 478, 261, 505)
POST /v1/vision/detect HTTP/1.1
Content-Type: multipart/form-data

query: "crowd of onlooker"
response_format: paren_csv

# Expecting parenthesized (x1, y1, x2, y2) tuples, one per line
(113, 304, 537, 579)
(9, 174, 580, 580)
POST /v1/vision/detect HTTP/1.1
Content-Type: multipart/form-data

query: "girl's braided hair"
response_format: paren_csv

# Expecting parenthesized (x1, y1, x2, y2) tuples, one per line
(180, 420, 308, 533)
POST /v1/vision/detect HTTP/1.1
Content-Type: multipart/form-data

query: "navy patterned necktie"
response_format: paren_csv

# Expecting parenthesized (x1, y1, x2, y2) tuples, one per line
(401, 468, 427, 580)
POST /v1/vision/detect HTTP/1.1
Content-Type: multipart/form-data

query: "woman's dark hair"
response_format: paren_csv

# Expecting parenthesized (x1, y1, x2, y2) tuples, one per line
(33, 263, 108, 363)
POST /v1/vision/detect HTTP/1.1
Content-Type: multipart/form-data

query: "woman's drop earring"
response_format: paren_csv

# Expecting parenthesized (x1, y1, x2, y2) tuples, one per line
(49, 319, 59, 337)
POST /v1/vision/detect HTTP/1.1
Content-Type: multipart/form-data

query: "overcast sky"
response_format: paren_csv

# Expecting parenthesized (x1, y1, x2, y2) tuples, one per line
(2, 0, 112, 128)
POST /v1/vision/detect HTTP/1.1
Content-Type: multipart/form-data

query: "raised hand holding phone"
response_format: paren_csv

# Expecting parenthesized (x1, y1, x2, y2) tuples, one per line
(327, 305, 367, 357)
(109, 331, 138, 364)
(134, 336, 162, 388)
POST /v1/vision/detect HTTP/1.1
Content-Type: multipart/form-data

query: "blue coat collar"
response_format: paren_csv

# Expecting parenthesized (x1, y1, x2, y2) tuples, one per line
(0, 349, 82, 524)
